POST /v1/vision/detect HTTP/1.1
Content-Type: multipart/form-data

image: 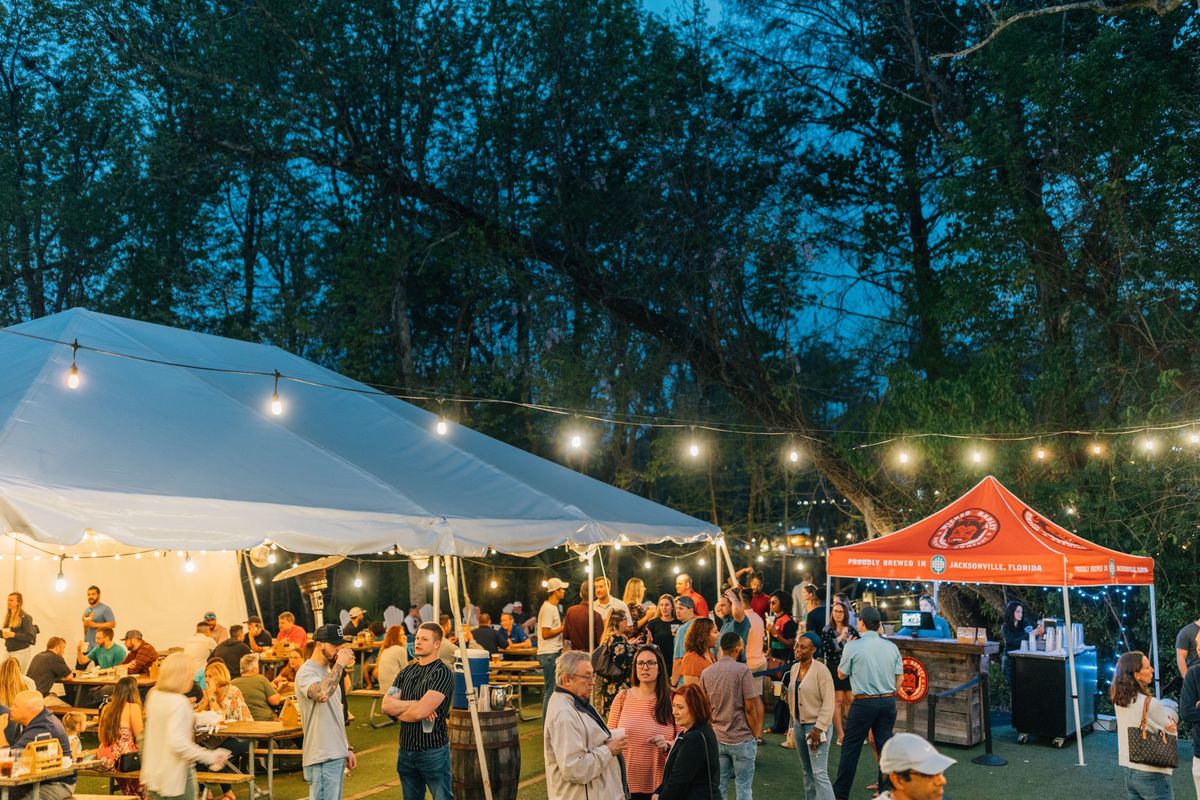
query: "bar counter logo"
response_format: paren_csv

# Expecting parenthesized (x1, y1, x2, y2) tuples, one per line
(930, 555, 947, 574)
(1022, 508, 1086, 549)
(898, 656, 929, 703)
(929, 509, 999, 550)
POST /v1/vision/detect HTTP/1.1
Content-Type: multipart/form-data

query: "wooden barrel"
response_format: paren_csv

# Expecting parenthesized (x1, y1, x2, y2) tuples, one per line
(449, 708, 520, 800)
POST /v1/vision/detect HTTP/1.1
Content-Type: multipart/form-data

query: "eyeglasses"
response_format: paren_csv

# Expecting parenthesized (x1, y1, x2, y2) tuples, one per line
(635, 661, 659, 669)
(570, 672, 596, 682)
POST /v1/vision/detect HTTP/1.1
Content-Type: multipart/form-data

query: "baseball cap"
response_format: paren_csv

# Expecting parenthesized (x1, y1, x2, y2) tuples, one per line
(546, 578, 569, 593)
(858, 605, 881, 627)
(313, 624, 344, 644)
(349, 607, 363, 617)
(512, 601, 523, 608)
(878, 733, 956, 775)
(122, 630, 143, 641)
(204, 612, 217, 620)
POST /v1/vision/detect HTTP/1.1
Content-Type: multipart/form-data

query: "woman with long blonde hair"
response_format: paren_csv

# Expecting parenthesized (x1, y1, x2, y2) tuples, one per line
(622, 578, 656, 642)
(0, 657, 30, 708)
(0, 594, 35, 672)
(142, 653, 230, 800)
(197, 662, 251, 800)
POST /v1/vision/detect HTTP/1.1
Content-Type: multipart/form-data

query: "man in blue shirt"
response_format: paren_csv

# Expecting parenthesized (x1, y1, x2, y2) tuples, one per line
(498, 613, 528, 649)
(833, 604, 902, 800)
(82, 585, 115, 649)
(671, 596, 697, 686)
(9, 691, 74, 800)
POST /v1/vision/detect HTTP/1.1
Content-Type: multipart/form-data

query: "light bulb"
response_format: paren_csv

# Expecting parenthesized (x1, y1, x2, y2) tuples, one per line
(113, 553, 120, 561)
(1036, 448, 1046, 461)
(1066, 506, 1076, 516)
(134, 552, 142, 560)
(613, 543, 622, 551)
(436, 416, 448, 436)
(971, 450, 982, 464)
(688, 443, 700, 458)
(427, 573, 436, 583)
(756, 555, 764, 563)
(672, 564, 681, 575)
(898, 451, 910, 465)
(353, 576, 363, 588)
(643, 560, 651, 569)
(1141, 438, 1155, 453)
(67, 363, 80, 389)
(788, 449, 800, 463)
(489, 579, 498, 590)
(267, 553, 277, 565)
(1190, 433, 1200, 446)
(541, 580, 549, 588)
(584, 563, 592, 573)
(184, 553, 196, 573)
(570, 434, 583, 449)
(254, 576, 262, 585)
(54, 573, 66, 592)
(1090, 443, 1102, 455)
(698, 557, 707, 566)
(270, 392, 283, 416)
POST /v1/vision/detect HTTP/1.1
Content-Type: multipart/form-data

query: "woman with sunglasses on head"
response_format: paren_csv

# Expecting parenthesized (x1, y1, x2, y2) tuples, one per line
(607, 646, 675, 800)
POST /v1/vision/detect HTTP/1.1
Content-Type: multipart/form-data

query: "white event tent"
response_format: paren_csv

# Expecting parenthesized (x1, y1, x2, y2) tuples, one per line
(0, 309, 721, 800)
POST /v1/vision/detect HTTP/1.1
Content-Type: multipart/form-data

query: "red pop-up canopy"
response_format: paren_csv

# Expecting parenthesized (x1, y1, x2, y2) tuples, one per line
(827, 475, 1154, 586)
(826, 475, 1158, 767)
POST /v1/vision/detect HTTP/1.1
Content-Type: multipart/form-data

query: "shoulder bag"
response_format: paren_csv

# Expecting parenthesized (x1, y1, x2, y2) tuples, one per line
(1127, 694, 1178, 769)
(592, 643, 624, 682)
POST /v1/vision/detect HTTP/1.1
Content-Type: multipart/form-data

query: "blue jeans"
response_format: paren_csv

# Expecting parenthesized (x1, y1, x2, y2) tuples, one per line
(538, 652, 559, 720)
(794, 722, 835, 800)
(832, 696, 896, 800)
(717, 739, 756, 800)
(1124, 767, 1174, 800)
(303, 758, 346, 800)
(397, 745, 453, 800)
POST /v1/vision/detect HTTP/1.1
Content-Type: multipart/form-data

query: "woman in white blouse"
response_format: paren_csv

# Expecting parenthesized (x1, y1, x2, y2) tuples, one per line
(788, 632, 836, 800)
(375, 625, 409, 690)
(141, 653, 231, 800)
(1111, 650, 1178, 799)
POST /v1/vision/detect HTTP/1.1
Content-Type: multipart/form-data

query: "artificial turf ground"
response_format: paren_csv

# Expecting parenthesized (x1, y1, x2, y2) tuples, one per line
(72, 695, 1197, 799)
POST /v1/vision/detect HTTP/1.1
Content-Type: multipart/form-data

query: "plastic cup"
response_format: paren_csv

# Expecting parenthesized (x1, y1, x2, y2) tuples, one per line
(421, 718, 435, 734)
(772, 681, 783, 697)
(610, 727, 626, 740)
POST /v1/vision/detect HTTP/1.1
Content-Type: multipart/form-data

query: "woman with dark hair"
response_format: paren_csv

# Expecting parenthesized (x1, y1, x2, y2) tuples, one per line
(655, 683, 720, 800)
(679, 618, 717, 685)
(97, 676, 146, 799)
(821, 598, 859, 745)
(646, 594, 678, 655)
(999, 601, 1043, 692)
(0, 593, 36, 672)
(768, 591, 798, 664)
(896, 595, 952, 639)
(607, 646, 675, 800)
(1112, 650, 1177, 799)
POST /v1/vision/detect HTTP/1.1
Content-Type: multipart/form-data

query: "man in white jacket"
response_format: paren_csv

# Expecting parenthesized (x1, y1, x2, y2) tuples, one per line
(543, 651, 628, 800)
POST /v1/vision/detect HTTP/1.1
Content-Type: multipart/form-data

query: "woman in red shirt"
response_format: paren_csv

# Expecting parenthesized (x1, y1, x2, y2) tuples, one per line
(607, 646, 675, 800)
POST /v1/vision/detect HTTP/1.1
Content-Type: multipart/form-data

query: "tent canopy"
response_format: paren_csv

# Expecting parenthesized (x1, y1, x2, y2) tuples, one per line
(826, 476, 1154, 586)
(0, 309, 719, 556)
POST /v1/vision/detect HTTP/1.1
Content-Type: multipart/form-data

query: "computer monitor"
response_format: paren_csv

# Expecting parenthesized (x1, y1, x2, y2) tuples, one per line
(901, 610, 935, 630)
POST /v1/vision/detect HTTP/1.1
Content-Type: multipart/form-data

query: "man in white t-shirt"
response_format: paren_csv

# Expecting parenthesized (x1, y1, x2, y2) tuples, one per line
(590, 577, 630, 625)
(537, 578, 568, 722)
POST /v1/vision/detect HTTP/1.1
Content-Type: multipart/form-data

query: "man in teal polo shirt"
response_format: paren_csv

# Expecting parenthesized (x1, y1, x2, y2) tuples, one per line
(832, 604, 901, 800)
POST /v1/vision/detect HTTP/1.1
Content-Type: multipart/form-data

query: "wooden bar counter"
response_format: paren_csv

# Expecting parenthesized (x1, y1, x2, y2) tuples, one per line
(884, 636, 999, 746)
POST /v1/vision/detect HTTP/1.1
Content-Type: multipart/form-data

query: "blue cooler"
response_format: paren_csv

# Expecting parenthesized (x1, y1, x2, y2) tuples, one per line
(453, 648, 491, 709)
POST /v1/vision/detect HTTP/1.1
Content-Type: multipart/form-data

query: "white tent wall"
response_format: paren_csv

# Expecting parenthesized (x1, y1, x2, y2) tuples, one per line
(3, 542, 247, 654)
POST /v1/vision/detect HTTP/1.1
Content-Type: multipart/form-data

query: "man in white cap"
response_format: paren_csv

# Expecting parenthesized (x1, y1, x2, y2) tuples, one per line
(875, 733, 955, 800)
(537, 578, 568, 721)
(343, 607, 367, 639)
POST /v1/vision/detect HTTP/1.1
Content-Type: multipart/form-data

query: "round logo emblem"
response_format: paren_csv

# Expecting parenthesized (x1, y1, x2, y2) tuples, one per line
(930, 555, 947, 575)
(898, 656, 929, 703)
(929, 509, 999, 550)
(1022, 508, 1085, 549)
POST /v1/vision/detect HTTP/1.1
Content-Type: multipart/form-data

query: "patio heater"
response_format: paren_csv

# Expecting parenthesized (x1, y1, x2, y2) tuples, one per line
(272, 555, 346, 628)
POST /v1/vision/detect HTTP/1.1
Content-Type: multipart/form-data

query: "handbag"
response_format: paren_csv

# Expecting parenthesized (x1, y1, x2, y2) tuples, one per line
(117, 751, 141, 772)
(591, 643, 624, 682)
(1127, 695, 1178, 769)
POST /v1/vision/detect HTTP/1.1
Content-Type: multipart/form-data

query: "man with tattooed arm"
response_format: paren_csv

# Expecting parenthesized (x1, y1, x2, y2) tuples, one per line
(295, 624, 359, 800)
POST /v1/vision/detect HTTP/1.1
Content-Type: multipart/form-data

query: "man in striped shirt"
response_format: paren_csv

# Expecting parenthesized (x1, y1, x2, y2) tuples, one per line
(383, 623, 455, 800)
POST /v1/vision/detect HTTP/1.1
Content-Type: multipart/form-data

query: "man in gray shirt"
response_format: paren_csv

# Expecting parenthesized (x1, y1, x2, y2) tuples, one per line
(700, 632, 758, 800)
(296, 624, 358, 800)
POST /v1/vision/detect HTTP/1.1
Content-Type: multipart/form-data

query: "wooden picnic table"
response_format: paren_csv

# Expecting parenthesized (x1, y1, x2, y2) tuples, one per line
(0, 764, 76, 800)
(219, 720, 303, 799)
(60, 673, 155, 706)
(503, 645, 537, 659)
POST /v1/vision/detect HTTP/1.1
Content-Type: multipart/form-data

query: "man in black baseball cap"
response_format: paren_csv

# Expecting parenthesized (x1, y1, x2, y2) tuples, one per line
(295, 623, 357, 800)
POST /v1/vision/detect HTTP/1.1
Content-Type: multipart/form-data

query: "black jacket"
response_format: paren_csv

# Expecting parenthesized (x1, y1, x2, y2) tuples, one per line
(656, 722, 720, 800)
(3, 612, 35, 652)
(1180, 667, 1200, 757)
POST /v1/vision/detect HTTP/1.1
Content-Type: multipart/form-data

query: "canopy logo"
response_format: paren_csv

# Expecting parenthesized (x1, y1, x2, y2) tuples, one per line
(1023, 508, 1086, 550)
(929, 509, 999, 550)
(898, 656, 929, 703)
(930, 555, 947, 574)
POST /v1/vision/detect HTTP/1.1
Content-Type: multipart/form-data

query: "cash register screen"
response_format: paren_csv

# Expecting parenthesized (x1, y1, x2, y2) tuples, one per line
(901, 611, 935, 630)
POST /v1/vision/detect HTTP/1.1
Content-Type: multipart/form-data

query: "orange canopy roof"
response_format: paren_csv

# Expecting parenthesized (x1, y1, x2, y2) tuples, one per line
(827, 476, 1154, 586)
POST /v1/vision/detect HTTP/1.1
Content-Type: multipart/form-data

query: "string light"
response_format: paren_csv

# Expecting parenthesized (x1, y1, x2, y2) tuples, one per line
(184, 552, 196, 573)
(1140, 437, 1156, 454)
(54, 561, 66, 592)
(254, 576, 262, 585)
(436, 416, 448, 436)
(698, 557, 706, 567)
(66, 339, 80, 389)
(672, 564, 681, 574)
(427, 573, 436, 583)
(489, 578, 498, 590)
(267, 552, 277, 565)
(643, 560, 651, 569)
(787, 447, 800, 463)
(1090, 441, 1103, 456)
(270, 370, 283, 416)
(1035, 447, 1047, 461)
(353, 572, 363, 589)
(970, 449, 983, 465)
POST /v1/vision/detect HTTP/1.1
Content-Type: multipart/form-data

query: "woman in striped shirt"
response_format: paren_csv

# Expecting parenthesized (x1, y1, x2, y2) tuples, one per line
(607, 645, 675, 800)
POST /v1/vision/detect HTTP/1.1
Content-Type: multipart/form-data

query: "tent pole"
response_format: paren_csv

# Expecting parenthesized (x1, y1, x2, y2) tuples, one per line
(444, 556, 494, 800)
(241, 552, 264, 623)
(587, 549, 595, 651)
(825, 574, 831, 626)
(716, 541, 723, 595)
(718, 539, 738, 587)
(1149, 583, 1161, 699)
(932, 581, 940, 607)
(1062, 582, 1085, 767)
(432, 556, 441, 622)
